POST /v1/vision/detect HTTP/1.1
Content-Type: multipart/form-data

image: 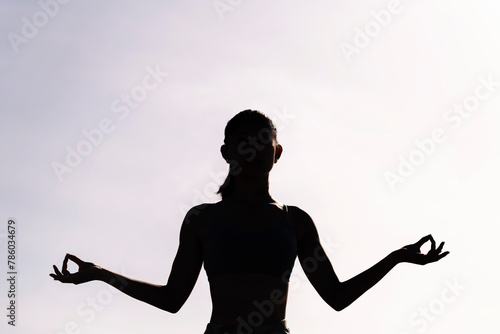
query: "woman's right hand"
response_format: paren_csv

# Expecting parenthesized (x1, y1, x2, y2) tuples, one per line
(50, 253, 101, 284)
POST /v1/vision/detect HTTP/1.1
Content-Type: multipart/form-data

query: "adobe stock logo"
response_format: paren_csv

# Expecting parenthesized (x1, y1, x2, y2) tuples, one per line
(384, 74, 499, 191)
(51, 64, 169, 183)
(339, 0, 403, 63)
(213, 0, 244, 21)
(48, 270, 130, 334)
(235, 289, 287, 334)
(7, 0, 73, 54)
(398, 277, 466, 333)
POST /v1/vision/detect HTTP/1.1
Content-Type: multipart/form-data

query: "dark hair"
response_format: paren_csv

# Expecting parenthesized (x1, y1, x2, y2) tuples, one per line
(216, 110, 278, 199)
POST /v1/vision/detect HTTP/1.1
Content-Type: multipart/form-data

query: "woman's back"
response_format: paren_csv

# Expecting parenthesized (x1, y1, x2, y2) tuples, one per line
(195, 200, 300, 326)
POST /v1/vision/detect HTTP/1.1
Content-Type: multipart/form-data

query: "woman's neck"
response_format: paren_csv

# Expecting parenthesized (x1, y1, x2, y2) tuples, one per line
(229, 175, 273, 204)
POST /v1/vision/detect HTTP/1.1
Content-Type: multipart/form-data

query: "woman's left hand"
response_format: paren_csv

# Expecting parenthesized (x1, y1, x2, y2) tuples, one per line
(395, 235, 449, 265)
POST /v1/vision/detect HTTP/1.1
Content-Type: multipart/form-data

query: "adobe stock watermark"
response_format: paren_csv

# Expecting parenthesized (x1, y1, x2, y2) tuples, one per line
(7, 0, 73, 54)
(385, 73, 499, 191)
(213, 0, 244, 21)
(398, 277, 466, 333)
(234, 288, 287, 334)
(49, 270, 129, 334)
(178, 107, 297, 222)
(235, 237, 340, 334)
(51, 64, 169, 183)
(339, 0, 403, 63)
(287, 235, 340, 292)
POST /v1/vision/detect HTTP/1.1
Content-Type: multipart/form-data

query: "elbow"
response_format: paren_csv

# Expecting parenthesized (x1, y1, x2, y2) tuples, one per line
(331, 304, 342, 312)
(160, 298, 184, 314)
(327, 298, 345, 312)
(159, 286, 185, 314)
(327, 290, 349, 312)
(164, 305, 181, 314)
(160, 300, 183, 314)
(331, 302, 347, 312)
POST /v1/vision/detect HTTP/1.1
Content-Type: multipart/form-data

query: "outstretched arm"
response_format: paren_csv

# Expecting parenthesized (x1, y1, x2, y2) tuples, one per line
(294, 208, 449, 311)
(51, 254, 182, 312)
(333, 235, 447, 310)
(50, 205, 206, 313)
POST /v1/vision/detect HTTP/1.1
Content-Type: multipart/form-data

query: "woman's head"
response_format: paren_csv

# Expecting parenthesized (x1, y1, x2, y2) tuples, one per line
(217, 110, 282, 199)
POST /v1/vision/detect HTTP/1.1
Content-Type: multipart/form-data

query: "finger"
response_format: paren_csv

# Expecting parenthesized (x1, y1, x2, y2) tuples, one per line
(427, 250, 450, 264)
(50, 271, 60, 280)
(62, 253, 84, 275)
(53, 265, 63, 277)
(436, 241, 445, 253)
(62, 255, 70, 275)
(50, 273, 65, 281)
(429, 235, 436, 253)
(415, 235, 432, 248)
(53, 271, 80, 284)
(66, 254, 85, 266)
(437, 251, 450, 260)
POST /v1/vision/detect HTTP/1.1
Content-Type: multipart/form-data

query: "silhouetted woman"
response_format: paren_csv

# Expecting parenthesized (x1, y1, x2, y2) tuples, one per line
(51, 110, 449, 334)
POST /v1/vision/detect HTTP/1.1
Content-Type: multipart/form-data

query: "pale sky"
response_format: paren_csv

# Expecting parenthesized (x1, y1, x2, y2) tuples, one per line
(1, 0, 500, 333)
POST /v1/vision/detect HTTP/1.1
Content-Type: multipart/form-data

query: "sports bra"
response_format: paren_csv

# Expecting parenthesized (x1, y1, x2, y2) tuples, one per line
(203, 203, 297, 282)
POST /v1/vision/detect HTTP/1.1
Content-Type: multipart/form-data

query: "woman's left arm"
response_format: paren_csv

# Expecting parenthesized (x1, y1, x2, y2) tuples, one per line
(331, 235, 449, 310)
(294, 207, 449, 311)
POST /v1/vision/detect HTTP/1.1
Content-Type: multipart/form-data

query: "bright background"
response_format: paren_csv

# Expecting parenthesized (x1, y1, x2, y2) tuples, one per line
(1, 0, 500, 333)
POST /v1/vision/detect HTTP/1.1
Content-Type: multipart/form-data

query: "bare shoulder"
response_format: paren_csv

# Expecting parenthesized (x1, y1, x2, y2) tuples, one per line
(181, 203, 218, 239)
(286, 205, 318, 243)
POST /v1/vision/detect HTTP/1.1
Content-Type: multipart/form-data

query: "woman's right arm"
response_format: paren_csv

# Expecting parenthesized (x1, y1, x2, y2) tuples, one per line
(50, 204, 209, 313)
(50, 255, 184, 313)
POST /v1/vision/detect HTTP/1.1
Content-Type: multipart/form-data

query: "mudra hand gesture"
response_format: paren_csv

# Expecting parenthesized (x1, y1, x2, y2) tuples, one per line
(50, 253, 100, 284)
(396, 234, 449, 265)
